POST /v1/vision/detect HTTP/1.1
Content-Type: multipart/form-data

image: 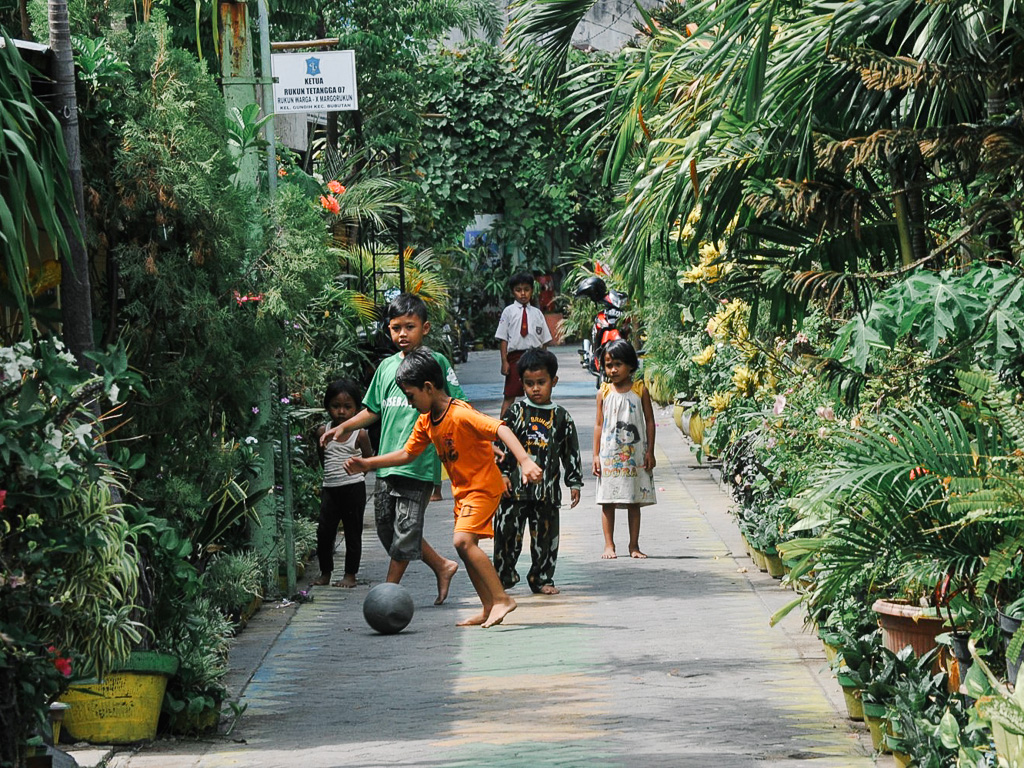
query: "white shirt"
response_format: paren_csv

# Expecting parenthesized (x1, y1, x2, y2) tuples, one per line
(323, 429, 364, 487)
(494, 302, 552, 352)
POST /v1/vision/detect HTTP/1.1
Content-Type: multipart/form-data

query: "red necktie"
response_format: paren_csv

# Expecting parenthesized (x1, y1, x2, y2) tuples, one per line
(519, 305, 529, 337)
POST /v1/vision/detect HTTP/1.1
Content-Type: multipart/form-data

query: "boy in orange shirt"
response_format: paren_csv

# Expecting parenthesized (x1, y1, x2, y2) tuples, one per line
(346, 348, 542, 628)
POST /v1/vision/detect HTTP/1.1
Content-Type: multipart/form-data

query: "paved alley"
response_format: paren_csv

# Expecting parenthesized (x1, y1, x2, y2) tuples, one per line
(107, 347, 874, 768)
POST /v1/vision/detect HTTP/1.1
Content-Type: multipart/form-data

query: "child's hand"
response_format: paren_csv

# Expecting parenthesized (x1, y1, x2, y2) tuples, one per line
(492, 443, 506, 463)
(345, 456, 369, 475)
(644, 449, 656, 472)
(502, 476, 512, 497)
(569, 488, 581, 508)
(520, 458, 543, 486)
(320, 426, 338, 448)
(592, 456, 601, 477)
(500, 360, 509, 376)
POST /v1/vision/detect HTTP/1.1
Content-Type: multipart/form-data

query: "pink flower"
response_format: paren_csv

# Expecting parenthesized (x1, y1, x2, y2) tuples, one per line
(326, 180, 345, 195)
(772, 394, 787, 415)
(0, 489, 6, 511)
(320, 195, 341, 214)
(815, 405, 835, 421)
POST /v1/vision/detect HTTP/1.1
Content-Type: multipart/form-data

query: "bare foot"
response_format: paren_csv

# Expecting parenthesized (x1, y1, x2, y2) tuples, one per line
(336, 574, 357, 588)
(538, 585, 560, 595)
(310, 574, 331, 586)
(434, 560, 459, 605)
(629, 548, 648, 559)
(457, 611, 487, 626)
(601, 548, 617, 559)
(482, 599, 517, 628)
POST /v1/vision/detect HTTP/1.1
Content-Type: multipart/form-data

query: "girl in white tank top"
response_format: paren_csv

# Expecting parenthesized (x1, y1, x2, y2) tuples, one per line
(313, 380, 372, 587)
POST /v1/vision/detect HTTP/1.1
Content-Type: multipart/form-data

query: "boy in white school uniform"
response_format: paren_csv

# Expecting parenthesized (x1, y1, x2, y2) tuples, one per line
(494, 271, 553, 418)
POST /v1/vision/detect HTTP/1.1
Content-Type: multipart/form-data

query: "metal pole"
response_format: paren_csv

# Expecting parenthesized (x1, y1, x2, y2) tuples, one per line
(256, 0, 277, 199)
(278, 361, 296, 597)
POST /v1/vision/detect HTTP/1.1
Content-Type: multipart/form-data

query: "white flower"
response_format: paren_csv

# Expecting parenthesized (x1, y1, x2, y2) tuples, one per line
(73, 422, 93, 447)
(46, 424, 63, 450)
(108, 383, 120, 404)
(773, 394, 787, 416)
(244, 436, 258, 445)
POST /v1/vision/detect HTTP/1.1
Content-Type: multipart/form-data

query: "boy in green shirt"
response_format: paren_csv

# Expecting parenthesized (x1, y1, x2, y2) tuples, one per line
(320, 294, 461, 603)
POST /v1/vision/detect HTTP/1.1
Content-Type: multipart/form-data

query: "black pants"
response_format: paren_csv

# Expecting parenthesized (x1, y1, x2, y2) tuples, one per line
(318, 483, 367, 576)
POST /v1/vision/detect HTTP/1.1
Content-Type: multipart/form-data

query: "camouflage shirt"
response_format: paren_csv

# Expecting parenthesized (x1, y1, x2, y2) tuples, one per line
(500, 400, 584, 505)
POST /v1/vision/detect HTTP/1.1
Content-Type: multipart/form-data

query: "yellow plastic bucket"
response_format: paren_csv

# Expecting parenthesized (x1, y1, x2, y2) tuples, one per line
(60, 651, 178, 744)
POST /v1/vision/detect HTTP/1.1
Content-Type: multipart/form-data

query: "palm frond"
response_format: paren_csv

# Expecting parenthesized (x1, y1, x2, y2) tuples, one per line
(506, 0, 600, 87)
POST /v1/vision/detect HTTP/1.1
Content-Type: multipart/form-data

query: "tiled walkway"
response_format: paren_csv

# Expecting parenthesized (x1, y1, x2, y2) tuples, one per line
(108, 348, 875, 768)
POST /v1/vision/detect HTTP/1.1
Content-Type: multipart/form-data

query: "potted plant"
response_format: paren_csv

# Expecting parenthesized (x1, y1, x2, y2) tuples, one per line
(0, 341, 144, 763)
(967, 642, 1024, 768)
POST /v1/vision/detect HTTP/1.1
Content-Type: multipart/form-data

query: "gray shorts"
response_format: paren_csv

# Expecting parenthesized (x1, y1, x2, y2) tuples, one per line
(374, 475, 433, 562)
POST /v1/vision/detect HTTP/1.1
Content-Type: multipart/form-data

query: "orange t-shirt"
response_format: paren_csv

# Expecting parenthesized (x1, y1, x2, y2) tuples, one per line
(405, 400, 504, 535)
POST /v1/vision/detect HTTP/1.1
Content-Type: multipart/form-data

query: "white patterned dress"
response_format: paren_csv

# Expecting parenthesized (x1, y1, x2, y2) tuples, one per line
(596, 380, 657, 507)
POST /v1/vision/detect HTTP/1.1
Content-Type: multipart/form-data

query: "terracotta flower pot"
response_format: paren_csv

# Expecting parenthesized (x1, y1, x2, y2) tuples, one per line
(872, 599, 945, 660)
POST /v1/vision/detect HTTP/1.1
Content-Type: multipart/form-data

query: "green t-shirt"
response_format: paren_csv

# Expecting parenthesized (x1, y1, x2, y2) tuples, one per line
(363, 350, 466, 483)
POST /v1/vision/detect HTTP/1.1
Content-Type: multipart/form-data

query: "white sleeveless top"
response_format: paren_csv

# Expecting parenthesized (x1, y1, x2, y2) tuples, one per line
(323, 428, 364, 487)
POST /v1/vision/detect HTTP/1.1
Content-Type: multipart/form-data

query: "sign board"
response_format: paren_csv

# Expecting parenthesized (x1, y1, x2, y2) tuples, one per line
(271, 50, 358, 113)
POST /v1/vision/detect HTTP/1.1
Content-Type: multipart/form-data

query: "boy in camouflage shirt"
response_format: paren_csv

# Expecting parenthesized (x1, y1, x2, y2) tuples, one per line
(495, 348, 584, 594)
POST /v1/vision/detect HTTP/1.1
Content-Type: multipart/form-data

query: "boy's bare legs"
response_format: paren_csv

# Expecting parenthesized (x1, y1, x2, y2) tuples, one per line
(601, 505, 617, 559)
(453, 532, 516, 628)
(385, 540, 459, 605)
(627, 506, 646, 558)
(423, 540, 460, 604)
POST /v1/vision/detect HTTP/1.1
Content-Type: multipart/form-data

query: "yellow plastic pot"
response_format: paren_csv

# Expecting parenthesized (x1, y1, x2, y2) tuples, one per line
(688, 412, 705, 445)
(60, 651, 178, 744)
(836, 674, 864, 721)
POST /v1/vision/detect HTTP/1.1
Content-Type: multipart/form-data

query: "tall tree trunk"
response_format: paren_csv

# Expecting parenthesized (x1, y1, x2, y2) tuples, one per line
(48, 0, 94, 368)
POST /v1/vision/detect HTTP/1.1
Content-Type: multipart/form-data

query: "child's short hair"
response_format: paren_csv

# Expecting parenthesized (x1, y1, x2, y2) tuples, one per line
(508, 271, 534, 290)
(396, 348, 447, 390)
(323, 378, 363, 411)
(386, 292, 428, 323)
(601, 339, 639, 372)
(517, 347, 558, 379)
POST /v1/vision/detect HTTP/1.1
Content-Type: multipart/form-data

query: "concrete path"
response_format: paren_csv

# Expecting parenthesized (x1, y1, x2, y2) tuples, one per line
(106, 347, 876, 768)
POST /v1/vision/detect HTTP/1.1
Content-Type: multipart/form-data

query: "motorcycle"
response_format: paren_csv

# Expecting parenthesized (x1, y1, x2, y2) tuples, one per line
(442, 311, 471, 364)
(574, 276, 631, 387)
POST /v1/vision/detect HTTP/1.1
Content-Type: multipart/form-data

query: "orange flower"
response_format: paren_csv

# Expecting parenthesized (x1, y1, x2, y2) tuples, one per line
(326, 180, 346, 195)
(278, 167, 288, 177)
(320, 195, 340, 214)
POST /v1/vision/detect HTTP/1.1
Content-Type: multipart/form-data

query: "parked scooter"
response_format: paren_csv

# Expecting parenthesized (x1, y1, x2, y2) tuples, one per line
(442, 306, 471, 364)
(574, 276, 631, 387)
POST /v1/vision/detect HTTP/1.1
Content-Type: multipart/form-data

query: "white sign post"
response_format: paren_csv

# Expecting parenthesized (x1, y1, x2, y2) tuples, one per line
(271, 50, 358, 113)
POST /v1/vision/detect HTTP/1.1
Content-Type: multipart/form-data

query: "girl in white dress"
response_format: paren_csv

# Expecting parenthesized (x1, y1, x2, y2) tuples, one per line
(593, 340, 657, 558)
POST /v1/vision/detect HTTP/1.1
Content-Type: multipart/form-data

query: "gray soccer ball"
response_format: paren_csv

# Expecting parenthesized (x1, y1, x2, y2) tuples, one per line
(363, 583, 415, 634)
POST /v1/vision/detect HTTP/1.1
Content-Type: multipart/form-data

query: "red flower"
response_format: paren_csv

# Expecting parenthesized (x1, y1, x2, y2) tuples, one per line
(326, 180, 345, 195)
(278, 167, 288, 178)
(47, 646, 72, 677)
(232, 290, 264, 306)
(0, 489, 6, 510)
(320, 195, 341, 214)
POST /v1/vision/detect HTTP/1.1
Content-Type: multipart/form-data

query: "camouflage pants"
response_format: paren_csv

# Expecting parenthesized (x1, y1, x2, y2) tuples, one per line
(493, 499, 560, 592)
